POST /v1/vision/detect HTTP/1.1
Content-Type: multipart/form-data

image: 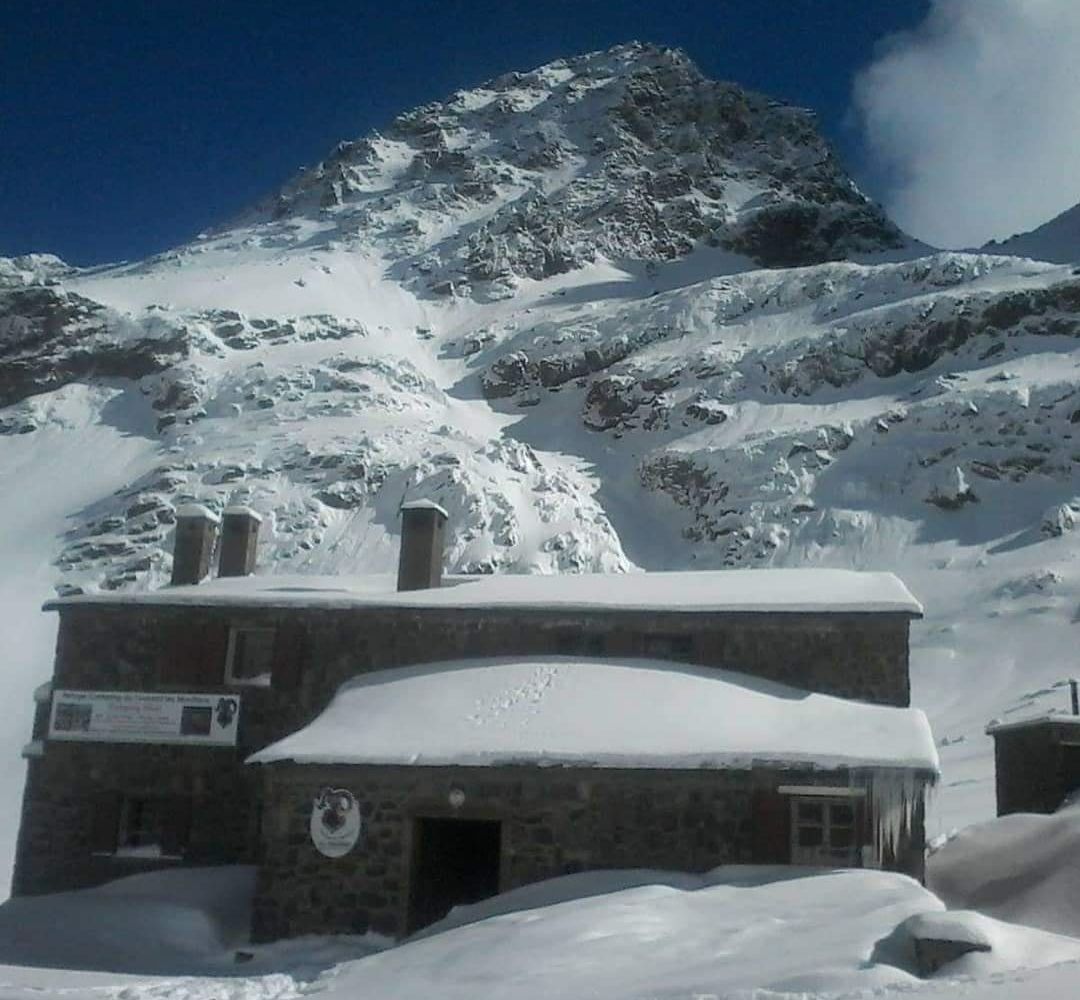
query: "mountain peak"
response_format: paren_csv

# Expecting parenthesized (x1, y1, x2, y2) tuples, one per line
(235, 42, 904, 296)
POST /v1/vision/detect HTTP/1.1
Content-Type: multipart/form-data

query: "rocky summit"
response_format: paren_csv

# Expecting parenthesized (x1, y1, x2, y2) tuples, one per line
(2, 43, 1080, 831)
(254, 42, 906, 293)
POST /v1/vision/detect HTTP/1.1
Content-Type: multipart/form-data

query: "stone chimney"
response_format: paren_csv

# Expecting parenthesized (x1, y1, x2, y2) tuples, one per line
(171, 504, 220, 586)
(218, 506, 262, 578)
(397, 500, 448, 592)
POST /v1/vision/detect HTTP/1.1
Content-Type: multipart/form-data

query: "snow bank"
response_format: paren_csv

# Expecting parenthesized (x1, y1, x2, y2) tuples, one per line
(249, 656, 939, 771)
(0, 866, 383, 977)
(302, 867, 942, 1000)
(0, 867, 254, 975)
(45, 566, 924, 614)
(929, 800, 1080, 938)
(3, 865, 1080, 999)
(882, 908, 1080, 979)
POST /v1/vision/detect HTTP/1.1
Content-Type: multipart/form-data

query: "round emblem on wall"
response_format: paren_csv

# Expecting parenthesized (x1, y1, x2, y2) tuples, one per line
(310, 787, 362, 858)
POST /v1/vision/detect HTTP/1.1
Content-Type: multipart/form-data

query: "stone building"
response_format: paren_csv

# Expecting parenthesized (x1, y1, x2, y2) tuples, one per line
(987, 701, 1080, 815)
(14, 499, 937, 940)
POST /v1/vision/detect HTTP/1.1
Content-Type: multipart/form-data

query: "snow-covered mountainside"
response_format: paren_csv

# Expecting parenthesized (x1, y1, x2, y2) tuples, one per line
(2, 42, 1080, 886)
(983, 201, 1080, 265)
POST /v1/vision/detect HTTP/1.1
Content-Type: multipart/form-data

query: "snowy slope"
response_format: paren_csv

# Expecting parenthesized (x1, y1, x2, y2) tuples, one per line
(983, 201, 1080, 265)
(3, 41, 1080, 900)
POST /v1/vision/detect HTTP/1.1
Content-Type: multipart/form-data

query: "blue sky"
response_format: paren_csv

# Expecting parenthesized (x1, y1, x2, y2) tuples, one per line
(2, 2, 933, 265)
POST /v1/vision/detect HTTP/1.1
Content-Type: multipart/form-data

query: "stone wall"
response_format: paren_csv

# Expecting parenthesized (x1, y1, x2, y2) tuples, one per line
(251, 762, 922, 942)
(14, 606, 283, 896)
(50, 604, 913, 718)
(993, 722, 1080, 815)
(297, 607, 912, 716)
(15, 600, 912, 897)
(12, 743, 258, 896)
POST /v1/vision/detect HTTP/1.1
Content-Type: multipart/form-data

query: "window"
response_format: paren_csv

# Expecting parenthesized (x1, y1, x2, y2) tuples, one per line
(790, 797, 859, 866)
(226, 627, 275, 685)
(113, 796, 191, 859)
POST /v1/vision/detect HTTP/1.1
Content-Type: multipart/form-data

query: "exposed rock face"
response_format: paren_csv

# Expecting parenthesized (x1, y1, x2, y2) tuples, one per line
(926, 468, 979, 511)
(3, 42, 1080, 599)
(0, 285, 191, 408)
(244, 42, 905, 297)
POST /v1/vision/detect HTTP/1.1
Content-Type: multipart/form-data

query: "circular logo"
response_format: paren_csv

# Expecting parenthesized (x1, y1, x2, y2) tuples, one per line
(310, 787, 362, 858)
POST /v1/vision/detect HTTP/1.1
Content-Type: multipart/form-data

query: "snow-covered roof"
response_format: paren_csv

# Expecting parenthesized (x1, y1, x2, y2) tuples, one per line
(174, 503, 220, 522)
(248, 656, 940, 772)
(400, 498, 449, 518)
(223, 505, 263, 522)
(986, 713, 1080, 735)
(44, 568, 923, 615)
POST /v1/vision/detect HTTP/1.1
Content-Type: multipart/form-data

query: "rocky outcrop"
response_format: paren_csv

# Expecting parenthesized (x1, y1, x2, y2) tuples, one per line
(241, 43, 906, 298)
(926, 468, 979, 511)
(772, 276, 1080, 396)
(0, 285, 192, 408)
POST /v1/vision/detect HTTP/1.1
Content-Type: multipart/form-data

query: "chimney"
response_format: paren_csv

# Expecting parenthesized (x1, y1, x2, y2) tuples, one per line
(171, 504, 220, 586)
(397, 500, 448, 591)
(218, 506, 262, 577)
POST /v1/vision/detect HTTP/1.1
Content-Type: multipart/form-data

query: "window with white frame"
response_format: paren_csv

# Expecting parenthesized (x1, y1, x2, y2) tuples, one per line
(226, 626, 275, 685)
(790, 797, 859, 866)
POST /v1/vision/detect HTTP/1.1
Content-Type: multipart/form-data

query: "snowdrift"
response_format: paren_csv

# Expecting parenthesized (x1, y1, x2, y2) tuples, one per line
(929, 799, 1080, 938)
(0, 866, 382, 977)
(2, 864, 1080, 999)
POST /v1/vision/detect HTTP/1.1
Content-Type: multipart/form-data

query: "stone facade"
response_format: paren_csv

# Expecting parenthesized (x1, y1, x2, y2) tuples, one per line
(991, 720, 1080, 815)
(251, 762, 914, 941)
(13, 593, 918, 912)
(14, 743, 257, 895)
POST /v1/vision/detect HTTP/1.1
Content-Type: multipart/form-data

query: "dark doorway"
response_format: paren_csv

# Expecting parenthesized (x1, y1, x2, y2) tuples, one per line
(1061, 744, 1080, 800)
(408, 817, 502, 933)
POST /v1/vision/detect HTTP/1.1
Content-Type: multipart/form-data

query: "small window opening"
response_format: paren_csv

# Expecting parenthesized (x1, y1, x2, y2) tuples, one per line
(226, 627, 275, 685)
(115, 796, 190, 860)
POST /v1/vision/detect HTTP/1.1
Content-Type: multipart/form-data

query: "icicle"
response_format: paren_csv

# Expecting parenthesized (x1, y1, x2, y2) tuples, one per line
(865, 768, 936, 867)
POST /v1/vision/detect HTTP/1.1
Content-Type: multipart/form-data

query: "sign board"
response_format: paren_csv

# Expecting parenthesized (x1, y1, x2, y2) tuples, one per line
(48, 689, 241, 747)
(310, 787, 362, 857)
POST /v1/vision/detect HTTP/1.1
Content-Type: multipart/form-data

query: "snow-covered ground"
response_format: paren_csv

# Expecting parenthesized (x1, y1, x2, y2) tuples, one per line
(2, 860, 1080, 1000)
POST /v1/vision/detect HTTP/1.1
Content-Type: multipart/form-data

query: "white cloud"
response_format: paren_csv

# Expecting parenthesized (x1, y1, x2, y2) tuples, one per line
(854, 0, 1080, 249)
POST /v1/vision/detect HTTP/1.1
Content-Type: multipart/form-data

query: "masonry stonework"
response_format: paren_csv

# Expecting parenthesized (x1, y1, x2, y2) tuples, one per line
(14, 744, 257, 895)
(13, 586, 922, 919)
(48, 601, 912, 711)
(251, 763, 883, 941)
(991, 721, 1080, 816)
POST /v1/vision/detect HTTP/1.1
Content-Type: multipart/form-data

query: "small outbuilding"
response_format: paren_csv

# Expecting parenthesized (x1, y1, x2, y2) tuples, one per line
(987, 709, 1080, 816)
(248, 656, 939, 939)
